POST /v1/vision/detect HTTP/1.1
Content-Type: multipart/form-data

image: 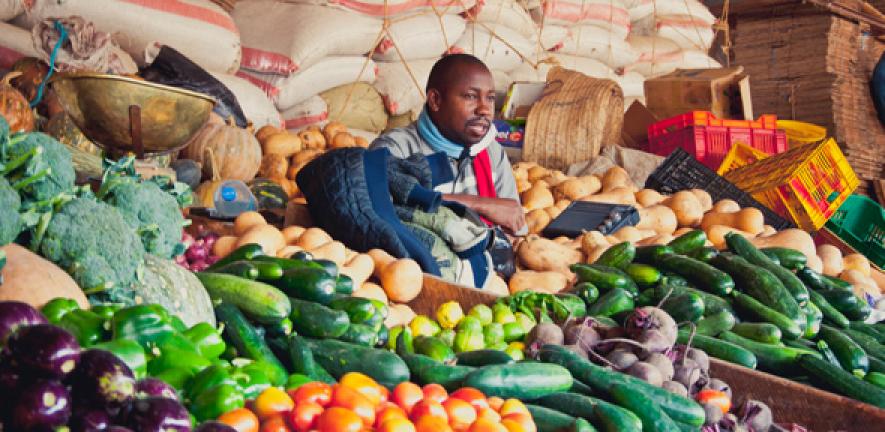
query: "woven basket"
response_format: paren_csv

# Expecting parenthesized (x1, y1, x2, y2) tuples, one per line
(523, 67, 624, 171)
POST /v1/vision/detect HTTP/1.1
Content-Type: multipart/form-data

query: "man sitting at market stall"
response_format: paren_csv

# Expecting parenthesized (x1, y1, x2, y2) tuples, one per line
(370, 54, 527, 236)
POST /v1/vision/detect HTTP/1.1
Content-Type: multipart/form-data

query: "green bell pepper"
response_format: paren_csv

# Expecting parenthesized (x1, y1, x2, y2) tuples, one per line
(112, 304, 177, 349)
(41, 298, 80, 324)
(190, 383, 245, 422)
(285, 373, 313, 391)
(90, 304, 122, 322)
(148, 346, 212, 376)
(185, 365, 239, 401)
(92, 339, 148, 379)
(184, 322, 226, 359)
(170, 315, 188, 333)
(233, 362, 272, 400)
(58, 309, 106, 346)
(153, 367, 194, 392)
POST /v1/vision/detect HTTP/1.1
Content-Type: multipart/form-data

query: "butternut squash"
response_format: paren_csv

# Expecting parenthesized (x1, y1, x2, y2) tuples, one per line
(261, 131, 301, 157)
(309, 241, 347, 266)
(323, 121, 348, 145)
(706, 225, 755, 250)
(296, 228, 333, 250)
(636, 205, 678, 235)
(635, 189, 666, 207)
(749, 229, 816, 261)
(276, 245, 304, 258)
(281, 225, 306, 244)
(759, 225, 777, 237)
(516, 179, 533, 193)
(379, 258, 423, 303)
(525, 209, 551, 235)
(869, 269, 885, 294)
(806, 255, 824, 274)
(580, 231, 610, 256)
(508, 270, 570, 294)
(579, 187, 636, 205)
(385, 303, 416, 328)
(521, 184, 555, 211)
(712, 199, 741, 213)
(612, 226, 643, 243)
(329, 132, 357, 149)
(601, 166, 633, 192)
(213, 236, 239, 258)
(816, 244, 844, 277)
(700, 208, 765, 235)
(0, 244, 89, 309)
(638, 233, 676, 246)
(527, 165, 550, 182)
(485, 273, 510, 297)
(353, 282, 388, 303)
(237, 224, 286, 255)
(843, 254, 872, 277)
(545, 206, 563, 220)
(673, 227, 695, 237)
(542, 170, 568, 187)
(584, 244, 611, 263)
(840, 269, 879, 299)
(340, 253, 374, 288)
(555, 177, 599, 201)
(664, 191, 704, 227)
(555, 199, 572, 211)
(258, 154, 290, 179)
(518, 236, 582, 274)
(690, 189, 713, 212)
(255, 125, 282, 143)
(368, 249, 397, 279)
(234, 211, 267, 236)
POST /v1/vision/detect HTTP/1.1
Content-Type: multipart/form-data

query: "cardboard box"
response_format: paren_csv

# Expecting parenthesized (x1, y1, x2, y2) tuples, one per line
(495, 81, 546, 161)
(620, 101, 660, 150)
(644, 67, 754, 120)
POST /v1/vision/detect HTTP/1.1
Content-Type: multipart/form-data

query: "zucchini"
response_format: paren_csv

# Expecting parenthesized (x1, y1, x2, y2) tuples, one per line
(694, 310, 737, 337)
(661, 292, 705, 323)
(760, 247, 807, 270)
(667, 229, 707, 255)
(731, 323, 782, 344)
(537, 344, 705, 427)
(413, 336, 456, 363)
(657, 253, 734, 296)
(609, 382, 682, 432)
(731, 292, 802, 340)
(798, 354, 885, 408)
(536, 392, 643, 432)
(276, 267, 337, 305)
(710, 254, 804, 329)
(677, 330, 757, 369)
(808, 289, 850, 329)
(594, 242, 635, 269)
(401, 353, 475, 391)
(726, 233, 809, 304)
(526, 404, 586, 432)
(687, 246, 718, 263)
(287, 335, 336, 384)
(197, 272, 291, 324)
(653, 284, 734, 317)
(289, 298, 350, 339)
(455, 349, 514, 367)
(462, 362, 573, 400)
(624, 263, 662, 287)
(841, 328, 885, 362)
(719, 331, 814, 376)
(586, 288, 634, 318)
(815, 289, 872, 321)
(302, 337, 409, 389)
(214, 303, 288, 386)
(633, 245, 674, 264)
(865, 372, 885, 389)
(205, 243, 265, 271)
(803, 301, 823, 339)
(570, 264, 639, 296)
(338, 323, 378, 347)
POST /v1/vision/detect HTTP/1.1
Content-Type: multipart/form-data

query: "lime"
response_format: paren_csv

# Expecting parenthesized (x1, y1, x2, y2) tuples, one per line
(493, 303, 516, 324)
(409, 315, 441, 337)
(435, 301, 464, 330)
(487, 341, 508, 351)
(483, 323, 505, 345)
(505, 345, 525, 361)
(468, 304, 494, 326)
(502, 322, 526, 343)
(456, 316, 483, 333)
(387, 325, 404, 351)
(453, 330, 485, 353)
(514, 312, 536, 333)
(438, 329, 456, 347)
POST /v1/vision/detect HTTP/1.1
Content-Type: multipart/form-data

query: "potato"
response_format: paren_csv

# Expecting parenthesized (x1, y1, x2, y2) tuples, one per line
(525, 209, 551, 235)
(580, 231, 610, 256)
(508, 270, 570, 294)
(700, 208, 765, 236)
(843, 254, 872, 277)
(664, 191, 704, 227)
(521, 184, 555, 211)
(237, 224, 286, 255)
(601, 166, 633, 192)
(555, 177, 600, 201)
(706, 225, 755, 250)
(635, 189, 666, 207)
(579, 187, 636, 205)
(712, 199, 741, 213)
(527, 165, 550, 182)
(637, 205, 678, 235)
(518, 235, 583, 273)
(690, 189, 713, 212)
(817, 244, 844, 277)
(234, 211, 266, 236)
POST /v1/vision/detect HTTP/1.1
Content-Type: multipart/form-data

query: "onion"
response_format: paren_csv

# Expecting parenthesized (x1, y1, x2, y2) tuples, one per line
(185, 243, 209, 263)
(201, 232, 220, 250)
(181, 232, 195, 249)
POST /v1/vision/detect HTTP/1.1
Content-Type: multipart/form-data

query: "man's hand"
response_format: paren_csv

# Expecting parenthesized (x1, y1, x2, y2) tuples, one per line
(443, 194, 527, 235)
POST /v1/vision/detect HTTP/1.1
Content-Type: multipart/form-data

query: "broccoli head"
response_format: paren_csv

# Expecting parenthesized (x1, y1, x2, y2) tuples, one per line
(3, 132, 75, 203)
(101, 178, 186, 259)
(39, 197, 145, 292)
(0, 177, 21, 245)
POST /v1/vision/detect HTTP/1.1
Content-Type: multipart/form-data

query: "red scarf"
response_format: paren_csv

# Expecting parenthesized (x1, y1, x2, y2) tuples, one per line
(473, 149, 496, 226)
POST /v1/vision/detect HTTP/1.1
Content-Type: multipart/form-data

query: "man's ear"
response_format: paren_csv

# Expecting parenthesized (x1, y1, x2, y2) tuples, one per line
(426, 89, 442, 112)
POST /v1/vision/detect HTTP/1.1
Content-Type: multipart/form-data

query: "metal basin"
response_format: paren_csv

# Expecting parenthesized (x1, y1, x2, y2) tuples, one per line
(51, 72, 215, 156)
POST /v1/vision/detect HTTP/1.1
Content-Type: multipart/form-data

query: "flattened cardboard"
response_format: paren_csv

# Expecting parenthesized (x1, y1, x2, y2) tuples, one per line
(644, 67, 754, 120)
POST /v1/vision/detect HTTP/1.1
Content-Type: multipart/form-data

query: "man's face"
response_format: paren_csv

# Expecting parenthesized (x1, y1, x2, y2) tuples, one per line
(427, 64, 495, 146)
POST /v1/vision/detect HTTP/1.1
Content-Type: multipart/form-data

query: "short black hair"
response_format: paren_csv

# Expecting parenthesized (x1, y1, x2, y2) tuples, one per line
(426, 53, 490, 93)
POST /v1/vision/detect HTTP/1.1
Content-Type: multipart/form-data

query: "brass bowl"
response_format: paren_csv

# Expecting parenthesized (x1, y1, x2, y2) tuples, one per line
(51, 72, 215, 156)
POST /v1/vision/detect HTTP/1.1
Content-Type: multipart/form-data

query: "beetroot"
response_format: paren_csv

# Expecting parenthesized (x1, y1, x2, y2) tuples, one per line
(625, 307, 678, 353)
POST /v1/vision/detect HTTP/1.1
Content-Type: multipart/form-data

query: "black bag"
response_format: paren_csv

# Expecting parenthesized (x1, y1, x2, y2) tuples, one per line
(487, 225, 516, 280)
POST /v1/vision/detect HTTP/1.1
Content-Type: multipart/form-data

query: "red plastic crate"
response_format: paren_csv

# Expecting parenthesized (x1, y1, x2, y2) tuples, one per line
(646, 112, 788, 170)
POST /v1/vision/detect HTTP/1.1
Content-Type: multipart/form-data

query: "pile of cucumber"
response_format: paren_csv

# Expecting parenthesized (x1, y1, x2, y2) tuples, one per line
(573, 230, 885, 409)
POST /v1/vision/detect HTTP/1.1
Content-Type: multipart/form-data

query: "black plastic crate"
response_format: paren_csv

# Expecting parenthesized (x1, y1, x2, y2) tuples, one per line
(645, 148, 795, 230)
(542, 201, 640, 238)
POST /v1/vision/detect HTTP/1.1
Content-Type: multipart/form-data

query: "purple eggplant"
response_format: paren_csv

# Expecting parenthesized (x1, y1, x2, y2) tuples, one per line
(7, 323, 80, 378)
(0, 301, 47, 346)
(11, 379, 71, 430)
(195, 421, 238, 432)
(106, 427, 135, 432)
(0, 356, 22, 415)
(69, 349, 135, 412)
(69, 407, 112, 432)
(125, 397, 191, 432)
(136, 377, 179, 401)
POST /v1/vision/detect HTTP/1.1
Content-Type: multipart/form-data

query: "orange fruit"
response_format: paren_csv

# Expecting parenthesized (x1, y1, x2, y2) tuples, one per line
(414, 415, 454, 432)
(340, 372, 388, 405)
(409, 399, 448, 423)
(442, 397, 477, 430)
(487, 397, 505, 412)
(287, 401, 323, 432)
(501, 413, 536, 432)
(476, 407, 502, 423)
(468, 418, 509, 432)
(290, 382, 332, 407)
(392, 382, 424, 414)
(315, 407, 363, 432)
(378, 417, 418, 432)
(331, 384, 376, 427)
(259, 415, 289, 432)
(375, 404, 409, 428)
(450, 387, 489, 411)
(217, 408, 260, 432)
(253, 387, 295, 420)
(422, 383, 449, 404)
(498, 399, 529, 417)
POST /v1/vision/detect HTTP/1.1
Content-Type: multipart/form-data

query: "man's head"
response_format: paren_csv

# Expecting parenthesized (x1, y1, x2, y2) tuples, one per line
(425, 54, 495, 146)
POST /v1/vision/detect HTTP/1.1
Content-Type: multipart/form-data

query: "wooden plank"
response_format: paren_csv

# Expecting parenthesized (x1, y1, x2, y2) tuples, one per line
(408, 274, 502, 316)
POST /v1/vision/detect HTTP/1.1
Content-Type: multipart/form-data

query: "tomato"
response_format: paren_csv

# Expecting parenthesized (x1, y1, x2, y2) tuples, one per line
(217, 408, 260, 432)
(501, 413, 536, 432)
(468, 418, 508, 432)
(487, 397, 505, 412)
(331, 384, 376, 427)
(315, 407, 363, 432)
(259, 415, 290, 432)
(450, 387, 489, 412)
(375, 404, 409, 428)
(409, 399, 447, 423)
(286, 401, 323, 432)
(442, 397, 477, 430)
(422, 383, 448, 404)
(378, 417, 418, 432)
(253, 387, 295, 420)
(414, 415, 453, 432)
(696, 389, 731, 415)
(291, 382, 332, 407)
(498, 399, 529, 417)
(476, 407, 502, 423)
(392, 382, 424, 414)
(340, 372, 388, 405)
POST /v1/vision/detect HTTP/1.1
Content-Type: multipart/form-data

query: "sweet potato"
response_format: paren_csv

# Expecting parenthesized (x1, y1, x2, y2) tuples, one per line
(521, 184, 555, 211)
(525, 209, 551, 235)
(635, 189, 666, 207)
(518, 235, 583, 273)
(508, 270, 570, 294)
(700, 208, 765, 235)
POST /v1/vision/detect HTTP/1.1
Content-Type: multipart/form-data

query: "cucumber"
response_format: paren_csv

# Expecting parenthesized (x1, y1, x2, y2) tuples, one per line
(798, 355, 885, 408)
(848, 322, 885, 344)
(413, 336, 456, 363)
(808, 289, 850, 329)
(760, 247, 807, 270)
(634, 288, 657, 307)
(526, 404, 584, 432)
(657, 253, 734, 296)
(660, 272, 691, 287)
(214, 303, 288, 386)
(401, 353, 475, 391)
(732, 323, 783, 344)
(677, 330, 757, 369)
(667, 229, 707, 255)
(205, 243, 265, 271)
(211, 260, 259, 280)
(569, 380, 597, 397)
(653, 284, 734, 317)
(819, 326, 870, 374)
(594, 242, 635, 270)
(633, 245, 674, 264)
(586, 288, 634, 318)
(248, 260, 284, 281)
(338, 324, 378, 347)
(731, 292, 802, 340)
(719, 331, 814, 376)
(823, 274, 853, 289)
(312, 259, 339, 278)
(868, 356, 885, 374)
(726, 233, 809, 304)
(538, 344, 705, 427)
(815, 289, 872, 321)
(557, 293, 589, 319)
(536, 392, 643, 432)
(797, 267, 844, 291)
(803, 301, 823, 339)
(287, 335, 336, 384)
(694, 310, 737, 337)
(395, 327, 415, 356)
(865, 372, 885, 389)
(462, 362, 573, 400)
(302, 337, 409, 389)
(328, 297, 377, 325)
(816, 340, 843, 369)
(289, 298, 350, 339)
(624, 263, 661, 287)
(687, 246, 718, 263)
(660, 292, 705, 323)
(570, 264, 639, 296)
(252, 255, 324, 272)
(276, 267, 337, 305)
(574, 282, 600, 306)
(710, 254, 804, 329)
(335, 274, 354, 295)
(609, 382, 682, 432)
(197, 272, 291, 324)
(455, 349, 514, 367)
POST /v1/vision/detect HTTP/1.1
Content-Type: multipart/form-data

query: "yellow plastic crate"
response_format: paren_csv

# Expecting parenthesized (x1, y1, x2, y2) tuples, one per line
(717, 142, 771, 175)
(723, 138, 859, 231)
(777, 120, 827, 147)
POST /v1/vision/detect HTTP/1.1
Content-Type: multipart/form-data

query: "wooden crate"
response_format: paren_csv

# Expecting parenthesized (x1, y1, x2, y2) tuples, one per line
(408, 275, 503, 316)
(710, 359, 885, 430)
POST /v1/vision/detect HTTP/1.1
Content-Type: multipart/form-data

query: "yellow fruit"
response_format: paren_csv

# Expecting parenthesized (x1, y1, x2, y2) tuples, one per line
(409, 315, 441, 337)
(435, 301, 464, 330)
(499, 399, 530, 417)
